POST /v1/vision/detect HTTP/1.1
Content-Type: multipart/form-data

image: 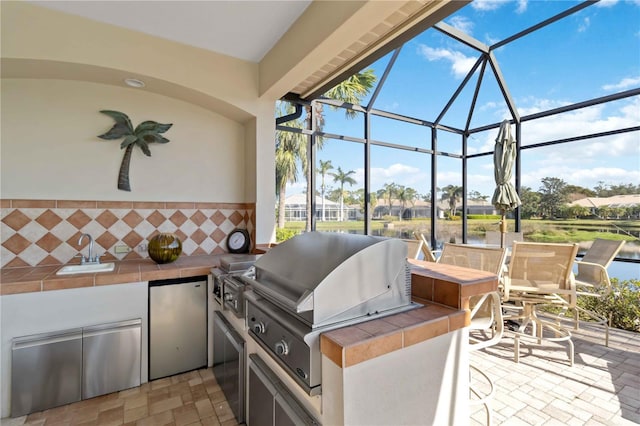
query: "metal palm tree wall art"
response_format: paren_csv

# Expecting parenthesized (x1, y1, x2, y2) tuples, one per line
(97, 110, 173, 191)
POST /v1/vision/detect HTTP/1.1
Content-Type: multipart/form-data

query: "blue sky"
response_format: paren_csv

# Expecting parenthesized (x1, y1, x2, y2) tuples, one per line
(287, 0, 640, 200)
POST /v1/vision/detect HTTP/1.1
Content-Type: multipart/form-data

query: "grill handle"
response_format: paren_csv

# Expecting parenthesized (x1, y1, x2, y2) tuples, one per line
(241, 276, 312, 313)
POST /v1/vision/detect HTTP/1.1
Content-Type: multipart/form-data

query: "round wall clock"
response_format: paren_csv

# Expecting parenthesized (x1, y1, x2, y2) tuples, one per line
(227, 228, 250, 253)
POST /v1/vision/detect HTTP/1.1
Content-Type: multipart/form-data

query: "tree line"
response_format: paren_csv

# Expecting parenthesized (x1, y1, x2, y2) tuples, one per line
(520, 178, 640, 219)
(314, 176, 639, 222)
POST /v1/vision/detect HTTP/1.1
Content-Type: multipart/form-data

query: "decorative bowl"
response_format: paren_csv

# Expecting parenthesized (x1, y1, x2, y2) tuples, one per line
(148, 233, 182, 264)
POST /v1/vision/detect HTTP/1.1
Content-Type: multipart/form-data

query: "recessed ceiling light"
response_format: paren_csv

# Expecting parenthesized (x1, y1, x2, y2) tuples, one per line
(124, 78, 145, 88)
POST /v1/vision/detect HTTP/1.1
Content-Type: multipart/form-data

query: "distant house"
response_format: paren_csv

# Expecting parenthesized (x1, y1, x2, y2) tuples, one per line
(372, 199, 431, 220)
(372, 198, 497, 220)
(435, 199, 498, 218)
(284, 194, 357, 222)
(569, 194, 640, 218)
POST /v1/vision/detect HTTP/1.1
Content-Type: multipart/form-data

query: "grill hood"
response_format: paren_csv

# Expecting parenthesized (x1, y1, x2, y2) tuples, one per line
(242, 232, 412, 328)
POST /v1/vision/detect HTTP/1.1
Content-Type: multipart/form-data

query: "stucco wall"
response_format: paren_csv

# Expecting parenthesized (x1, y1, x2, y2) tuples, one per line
(1, 79, 246, 202)
(1, 2, 277, 244)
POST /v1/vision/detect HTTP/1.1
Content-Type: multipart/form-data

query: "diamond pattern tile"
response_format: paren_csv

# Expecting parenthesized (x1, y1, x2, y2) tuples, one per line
(67, 210, 92, 229)
(0, 200, 255, 267)
(147, 211, 166, 228)
(170, 211, 188, 227)
(123, 211, 144, 228)
(190, 229, 207, 245)
(96, 210, 119, 229)
(211, 211, 226, 226)
(96, 231, 118, 250)
(229, 211, 243, 226)
(190, 211, 207, 226)
(36, 233, 63, 252)
(211, 229, 226, 244)
(35, 209, 63, 230)
(122, 231, 144, 248)
(4, 234, 31, 255)
(2, 210, 31, 231)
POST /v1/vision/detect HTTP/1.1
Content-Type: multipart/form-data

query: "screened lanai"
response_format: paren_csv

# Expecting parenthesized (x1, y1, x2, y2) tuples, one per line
(275, 0, 640, 277)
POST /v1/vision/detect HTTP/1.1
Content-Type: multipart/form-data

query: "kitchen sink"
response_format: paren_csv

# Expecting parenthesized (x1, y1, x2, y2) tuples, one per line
(56, 263, 115, 275)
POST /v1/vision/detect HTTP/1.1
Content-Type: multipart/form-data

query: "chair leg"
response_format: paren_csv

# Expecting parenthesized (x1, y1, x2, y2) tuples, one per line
(575, 306, 610, 347)
(470, 365, 495, 425)
(568, 337, 574, 367)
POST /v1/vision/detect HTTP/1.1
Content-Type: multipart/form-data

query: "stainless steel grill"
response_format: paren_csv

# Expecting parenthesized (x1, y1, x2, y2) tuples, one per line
(241, 232, 419, 395)
(212, 254, 260, 317)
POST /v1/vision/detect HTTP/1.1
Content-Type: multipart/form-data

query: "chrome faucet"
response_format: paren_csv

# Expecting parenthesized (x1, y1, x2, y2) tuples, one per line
(78, 233, 100, 264)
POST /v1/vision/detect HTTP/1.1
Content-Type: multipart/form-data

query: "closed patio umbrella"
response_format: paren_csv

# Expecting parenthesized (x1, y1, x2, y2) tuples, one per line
(491, 120, 521, 248)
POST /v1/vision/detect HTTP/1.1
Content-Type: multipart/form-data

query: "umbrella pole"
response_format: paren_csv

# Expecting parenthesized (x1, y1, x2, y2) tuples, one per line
(500, 209, 507, 248)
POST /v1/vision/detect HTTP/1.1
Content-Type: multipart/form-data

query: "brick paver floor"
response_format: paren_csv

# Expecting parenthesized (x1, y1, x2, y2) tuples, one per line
(3, 322, 638, 425)
(470, 321, 640, 425)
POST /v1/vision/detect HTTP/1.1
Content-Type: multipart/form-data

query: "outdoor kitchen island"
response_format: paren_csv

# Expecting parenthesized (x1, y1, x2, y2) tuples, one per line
(316, 260, 498, 425)
(240, 233, 498, 426)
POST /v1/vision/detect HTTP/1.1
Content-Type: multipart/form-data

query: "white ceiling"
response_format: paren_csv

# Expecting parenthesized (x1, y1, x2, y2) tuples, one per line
(30, 1, 312, 62)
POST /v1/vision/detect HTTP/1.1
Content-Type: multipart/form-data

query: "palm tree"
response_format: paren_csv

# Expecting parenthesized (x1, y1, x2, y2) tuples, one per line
(377, 182, 399, 216)
(395, 185, 408, 221)
(97, 110, 172, 192)
(275, 69, 377, 230)
(440, 185, 463, 218)
(324, 69, 377, 118)
(329, 167, 356, 221)
(276, 131, 303, 227)
(404, 187, 419, 219)
(317, 160, 333, 221)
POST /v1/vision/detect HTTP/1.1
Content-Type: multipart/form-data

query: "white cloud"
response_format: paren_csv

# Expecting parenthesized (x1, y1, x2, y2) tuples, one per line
(471, 0, 504, 11)
(470, 0, 528, 13)
(448, 16, 474, 34)
(484, 34, 501, 46)
(417, 45, 477, 79)
(436, 170, 464, 190)
(521, 163, 639, 193)
(381, 101, 400, 111)
(578, 17, 590, 33)
(516, 97, 639, 152)
(595, 0, 618, 7)
(367, 164, 430, 193)
(602, 76, 640, 91)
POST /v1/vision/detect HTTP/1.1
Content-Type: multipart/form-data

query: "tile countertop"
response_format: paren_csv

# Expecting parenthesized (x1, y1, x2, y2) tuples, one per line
(321, 260, 499, 368)
(0, 254, 226, 295)
(2, 255, 499, 369)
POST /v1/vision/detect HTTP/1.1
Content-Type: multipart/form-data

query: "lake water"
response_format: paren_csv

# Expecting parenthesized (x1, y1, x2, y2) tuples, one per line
(605, 260, 640, 282)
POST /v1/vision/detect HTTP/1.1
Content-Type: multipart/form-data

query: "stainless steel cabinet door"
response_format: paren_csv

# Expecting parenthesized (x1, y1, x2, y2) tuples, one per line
(11, 329, 83, 417)
(82, 319, 141, 399)
(248, 355, 276, 426)
(247, 354, 320, 426)
(213, 312, 245, 423)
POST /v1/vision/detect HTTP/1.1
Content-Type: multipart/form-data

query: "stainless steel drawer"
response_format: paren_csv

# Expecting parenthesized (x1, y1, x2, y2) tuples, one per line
(82, 319, 141, 399)
(11, 329, 83, 417)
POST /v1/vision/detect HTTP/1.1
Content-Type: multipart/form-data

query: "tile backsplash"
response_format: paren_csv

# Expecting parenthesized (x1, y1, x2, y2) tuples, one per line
(0, 199, 255, 268)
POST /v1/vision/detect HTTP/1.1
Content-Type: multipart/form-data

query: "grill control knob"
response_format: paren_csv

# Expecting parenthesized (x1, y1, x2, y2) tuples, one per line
(253, 322, 266, 334)
(275, 340, 289, 356)
(224, 293, 234, 302)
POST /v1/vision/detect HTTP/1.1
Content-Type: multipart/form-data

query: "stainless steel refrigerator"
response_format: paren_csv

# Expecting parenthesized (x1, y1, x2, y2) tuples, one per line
(149, 276, 208, 380)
